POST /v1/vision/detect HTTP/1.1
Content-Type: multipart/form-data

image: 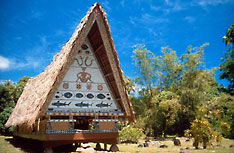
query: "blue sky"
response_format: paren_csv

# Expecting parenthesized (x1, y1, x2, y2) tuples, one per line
(0, 0, 233, 87)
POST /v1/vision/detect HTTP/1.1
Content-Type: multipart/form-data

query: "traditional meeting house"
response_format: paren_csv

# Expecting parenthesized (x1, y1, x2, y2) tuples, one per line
(5, 3, 134, 151)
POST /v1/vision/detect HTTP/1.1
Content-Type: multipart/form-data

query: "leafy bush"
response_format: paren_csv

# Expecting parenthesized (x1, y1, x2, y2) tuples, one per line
(0, 77, 30, 135)
(118, 124, 145, 143)
(184, 118, 218, 149)
(221, 122, 231, 137)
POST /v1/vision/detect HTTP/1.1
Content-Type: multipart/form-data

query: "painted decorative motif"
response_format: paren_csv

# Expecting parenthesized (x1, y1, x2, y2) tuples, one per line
(52, 101, 71, 107)
(81, 44, 88, 50)
(75, 56, 83, 66)
(48, 40, 119, 112)
(76, 93, 83, 98)
(76, 83, 82, 89)
(76, 56, 93, 67)
(62, 82, 69, 89)
(78, 50, 82, 54)
(97, 84, 103, 91)
(78, 50, 90, 55)
(55, 92, 60, 99)
(64, 92, 73, 98)
(97, 94, 105, 99)
(77, 67, 92, 83)
(106, 93, 112, 100)
(85, 50, 90, 55)
(84, 56, 93, 66)
(87, 93, 94, 99)
(75, 101, 93, 108)
(86, 83, 92, 90)
(96, 102, 112, 108)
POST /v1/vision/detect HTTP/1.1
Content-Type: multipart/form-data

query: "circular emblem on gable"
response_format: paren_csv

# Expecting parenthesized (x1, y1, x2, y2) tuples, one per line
(97, 85, 103, 91)
(85, 51, 90, 55)
(81, 44, 88, 50)
(76, 83, 82, 89)
(86, 83, 92, 90)
(78, 50, 82, 54)
(63, 82, 69, 89)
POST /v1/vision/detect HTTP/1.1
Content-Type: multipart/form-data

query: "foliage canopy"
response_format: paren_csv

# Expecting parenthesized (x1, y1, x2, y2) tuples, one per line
(130, 43, 234, 140)
(219, 23, 234, 91)
(0, 76, 30, 135)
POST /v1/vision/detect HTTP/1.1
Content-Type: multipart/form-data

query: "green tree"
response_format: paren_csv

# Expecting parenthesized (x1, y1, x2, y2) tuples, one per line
(219, 24, 234, 91)
(131, 43, 219, 138)
(160, 47, 182, 90)
(124, 76, 136, 94)
(0, 76, 30, 135)
(132, 45, 160, 108)
(217, 94, 234, 138)
(0, 81, 17, 135)
(150, 91, 180, 136)
(175, 44, 216, 135)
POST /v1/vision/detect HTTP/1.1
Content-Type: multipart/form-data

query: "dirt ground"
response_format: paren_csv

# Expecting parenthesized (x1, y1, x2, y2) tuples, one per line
(1, 136, 234, 153)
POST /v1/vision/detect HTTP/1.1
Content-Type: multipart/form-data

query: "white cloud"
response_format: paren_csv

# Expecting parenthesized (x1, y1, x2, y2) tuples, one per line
(120, 0, 125, 7)
(172, 1, 184, 11)
(12, 57, 41, 70)
(150, 5, 161, 11)
(0, 56, 42, 71)
(143, 13, 169, 24)
(159, 0, 233, 13)
(130, 13, 169, 26)
(102, 0, 111, 12)
(0, 36, 51, 71)
(152, 0, 188, 15)
(30, 10, 45, 19)
(184, 16, 196, 23)
(0, 56, 11, 70)
(194, 0, 232, 7)
(165, 0, 170, 5)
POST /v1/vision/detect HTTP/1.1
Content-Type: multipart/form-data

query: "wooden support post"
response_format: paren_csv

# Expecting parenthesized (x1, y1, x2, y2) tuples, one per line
(69, 114, 73, 120)
(96, 143, 101, 151)
(104, 143, 107, 151)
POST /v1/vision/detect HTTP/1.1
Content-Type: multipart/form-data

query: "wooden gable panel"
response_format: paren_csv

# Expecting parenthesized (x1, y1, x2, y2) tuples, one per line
(88, 22, 125, 112)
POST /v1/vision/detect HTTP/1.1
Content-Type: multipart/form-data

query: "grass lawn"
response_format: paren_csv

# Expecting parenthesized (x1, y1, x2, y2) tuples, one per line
(0, 136, 234, 153)
(0, 136, 25, 153)
(118, 137, 234, 153)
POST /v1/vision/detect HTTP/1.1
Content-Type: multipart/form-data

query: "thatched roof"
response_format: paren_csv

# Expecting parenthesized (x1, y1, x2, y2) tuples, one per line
(5, 3, 134, 128)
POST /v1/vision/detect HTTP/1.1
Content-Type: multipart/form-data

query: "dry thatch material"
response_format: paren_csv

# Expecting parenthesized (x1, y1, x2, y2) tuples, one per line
(5, 3, 134, 128)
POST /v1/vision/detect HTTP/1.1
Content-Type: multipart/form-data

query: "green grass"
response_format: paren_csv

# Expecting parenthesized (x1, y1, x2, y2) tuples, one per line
(118, 137, 234, 153)
(0, 136, 24, 153)
(0, 136, 234, 153)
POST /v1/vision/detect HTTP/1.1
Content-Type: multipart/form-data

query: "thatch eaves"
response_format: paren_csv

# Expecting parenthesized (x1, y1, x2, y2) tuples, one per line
(5, 3, 134, 128)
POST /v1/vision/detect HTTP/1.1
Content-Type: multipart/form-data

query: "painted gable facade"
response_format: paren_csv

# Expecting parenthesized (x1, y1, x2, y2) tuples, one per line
(47, 40, 121, 113)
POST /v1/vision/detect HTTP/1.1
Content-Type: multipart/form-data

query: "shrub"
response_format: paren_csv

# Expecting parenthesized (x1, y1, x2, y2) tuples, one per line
(184, 118, 218, 149)
(221, 122, 231, 137)
(118, 124, 145, 143)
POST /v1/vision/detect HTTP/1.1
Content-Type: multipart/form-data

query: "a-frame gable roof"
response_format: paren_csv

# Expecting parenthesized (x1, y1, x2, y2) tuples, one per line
(5, 3, 134, 128)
